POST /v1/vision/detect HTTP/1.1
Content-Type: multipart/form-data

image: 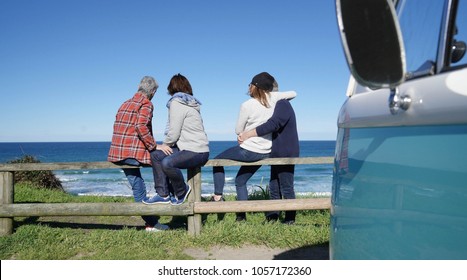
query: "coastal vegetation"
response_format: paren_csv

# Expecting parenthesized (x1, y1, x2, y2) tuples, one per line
(7, 155, 63, 191)
(0, 183, 330, 260)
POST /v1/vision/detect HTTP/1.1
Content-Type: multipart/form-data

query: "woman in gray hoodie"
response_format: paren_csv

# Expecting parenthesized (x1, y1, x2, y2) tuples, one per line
(143, 73, 209, 205)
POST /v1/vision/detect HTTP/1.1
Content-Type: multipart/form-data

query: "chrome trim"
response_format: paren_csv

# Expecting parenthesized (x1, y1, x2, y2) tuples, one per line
(436, 0, 453, 73)
(388, 87, 411, 114)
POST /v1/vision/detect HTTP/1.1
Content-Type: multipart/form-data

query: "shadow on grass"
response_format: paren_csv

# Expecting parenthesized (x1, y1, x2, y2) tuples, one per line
(273, 243, 329, 260)
(14, 215, 190, 231)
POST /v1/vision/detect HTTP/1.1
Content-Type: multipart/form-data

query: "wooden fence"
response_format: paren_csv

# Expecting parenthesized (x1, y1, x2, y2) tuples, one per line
(0, 157, 333, 236)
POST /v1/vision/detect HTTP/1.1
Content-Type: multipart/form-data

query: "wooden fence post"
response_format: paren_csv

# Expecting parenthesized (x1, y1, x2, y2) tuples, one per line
(0, 172, 14, 236)
(187, 167, 202, 236)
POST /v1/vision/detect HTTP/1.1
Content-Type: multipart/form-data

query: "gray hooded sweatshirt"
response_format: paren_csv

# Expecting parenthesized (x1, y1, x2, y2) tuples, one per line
(164, 92, 209, 153)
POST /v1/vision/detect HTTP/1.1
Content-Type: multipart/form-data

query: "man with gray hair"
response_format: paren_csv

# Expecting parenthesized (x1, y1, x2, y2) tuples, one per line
(108, 76, 169, 232)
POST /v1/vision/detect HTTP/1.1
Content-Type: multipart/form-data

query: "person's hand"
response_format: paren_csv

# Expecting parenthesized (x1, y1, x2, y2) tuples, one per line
(238, 129, 255, 144)
(156, 144, 173, 155)
(237, 133, 244, 144)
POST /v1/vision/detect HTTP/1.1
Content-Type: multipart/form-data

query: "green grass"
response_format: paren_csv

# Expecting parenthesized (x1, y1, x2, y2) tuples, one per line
(0, 183, 330, 260)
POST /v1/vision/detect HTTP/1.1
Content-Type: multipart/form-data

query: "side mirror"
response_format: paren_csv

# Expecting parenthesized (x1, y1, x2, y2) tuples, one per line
(336, 0, 406, 89)
(451, 40, 466, 63)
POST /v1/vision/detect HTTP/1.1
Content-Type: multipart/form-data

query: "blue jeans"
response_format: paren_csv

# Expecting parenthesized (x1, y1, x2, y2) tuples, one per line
(267, 165, 296, 221)
(151, 147, 209, 198)
(115, 158, 159, 227)
(213, 145, 269, 201)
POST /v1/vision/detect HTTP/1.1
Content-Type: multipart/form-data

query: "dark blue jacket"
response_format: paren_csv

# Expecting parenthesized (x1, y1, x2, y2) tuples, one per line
(256, 100, 299, 158)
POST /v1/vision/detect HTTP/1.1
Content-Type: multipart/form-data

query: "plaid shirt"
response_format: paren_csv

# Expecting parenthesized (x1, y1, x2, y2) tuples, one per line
(108, 92, 157, 165)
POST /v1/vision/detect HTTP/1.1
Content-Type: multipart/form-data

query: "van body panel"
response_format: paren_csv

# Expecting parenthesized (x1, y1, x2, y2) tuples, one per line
(331, 0, 467, 259)
(332, 124, 467, 259)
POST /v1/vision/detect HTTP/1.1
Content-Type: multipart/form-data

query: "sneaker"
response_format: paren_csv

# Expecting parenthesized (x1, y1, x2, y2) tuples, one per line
(171, 184, 192, 205)
(209, 195, 225, 202)
(282, 220, 295, 225)
(142, 194, 171, 205)
(145, 222, 169, 232)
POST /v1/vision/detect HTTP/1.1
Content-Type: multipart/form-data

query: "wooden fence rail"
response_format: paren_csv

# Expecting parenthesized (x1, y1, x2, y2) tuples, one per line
(0, 157, 333, 236)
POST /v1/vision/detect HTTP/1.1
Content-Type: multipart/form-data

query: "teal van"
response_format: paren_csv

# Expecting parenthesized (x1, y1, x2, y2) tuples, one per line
(331, 0, 467, 259)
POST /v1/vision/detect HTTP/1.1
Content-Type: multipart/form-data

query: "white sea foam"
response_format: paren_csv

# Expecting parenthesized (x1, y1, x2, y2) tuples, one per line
(225, 176, 234, 182)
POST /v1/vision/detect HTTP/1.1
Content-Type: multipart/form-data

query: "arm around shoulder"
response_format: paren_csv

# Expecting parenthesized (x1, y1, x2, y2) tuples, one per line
(274, 90, 297, 101)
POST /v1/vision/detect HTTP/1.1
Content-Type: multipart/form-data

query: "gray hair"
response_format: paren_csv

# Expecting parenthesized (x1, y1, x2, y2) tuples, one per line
(138, 76, 159, 96)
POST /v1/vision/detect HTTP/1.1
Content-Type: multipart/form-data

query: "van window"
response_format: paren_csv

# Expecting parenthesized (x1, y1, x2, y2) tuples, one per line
(397, 0, 445, 77)
(449, 0, 467, 68)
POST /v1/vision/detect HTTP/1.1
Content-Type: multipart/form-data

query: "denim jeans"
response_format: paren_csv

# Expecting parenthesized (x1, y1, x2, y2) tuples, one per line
(267, 165, 296, 221)
(151, 147, 209, 198)
(213, 145, 269, 201)
(115, 158, 159, 227)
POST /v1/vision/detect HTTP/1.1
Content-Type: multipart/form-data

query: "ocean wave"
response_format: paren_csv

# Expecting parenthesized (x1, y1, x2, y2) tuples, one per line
(59, 169, 123, 175)
(55, 175, 79, 182)
(225, 176, 234, 182)
(3, 141, 336, 197)
(58, 164, 333, 197)
(296, 191, 332, 197)
(62, 176, 332, 196)
(76, 193, 133, 197)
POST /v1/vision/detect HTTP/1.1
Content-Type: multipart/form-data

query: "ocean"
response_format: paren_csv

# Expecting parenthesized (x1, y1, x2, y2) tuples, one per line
(0, 141, 335, 197)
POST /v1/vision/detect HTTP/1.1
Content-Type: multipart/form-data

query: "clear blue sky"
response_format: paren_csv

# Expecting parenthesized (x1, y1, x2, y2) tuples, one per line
(0, 0, 350, 142)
